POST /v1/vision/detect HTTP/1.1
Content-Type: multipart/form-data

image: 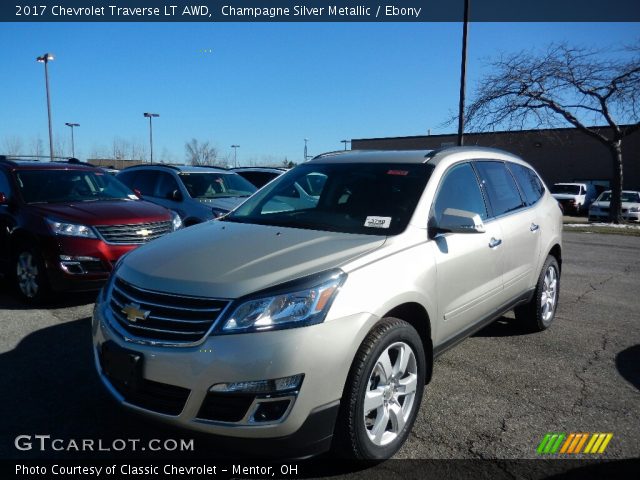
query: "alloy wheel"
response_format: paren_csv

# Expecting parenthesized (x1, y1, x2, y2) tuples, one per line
(363, 341, 418, 446)
(16, 251, 39, 298)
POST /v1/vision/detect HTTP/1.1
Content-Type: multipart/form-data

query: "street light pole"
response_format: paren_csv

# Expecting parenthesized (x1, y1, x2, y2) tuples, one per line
(143, 113, 159, 164)
(304, 138, 309, 161)
(457, 0, 470, 147)
(65, 123, 80, 158)
(231, 145, 240, 167)
(340, 139, 350, 150)
(36, 53, 55, 161)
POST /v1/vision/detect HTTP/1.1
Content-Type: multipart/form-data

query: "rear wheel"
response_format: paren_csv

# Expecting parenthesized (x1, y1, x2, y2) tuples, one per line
(14, 246, 50, 304)
(515, 255, 560, 331)
(334, 318, 426, 459)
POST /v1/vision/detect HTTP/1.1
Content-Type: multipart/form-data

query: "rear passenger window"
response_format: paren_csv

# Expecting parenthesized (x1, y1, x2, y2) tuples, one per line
(507, 163, 545, 206)
(433, 163, 488, 222)
(474, 161, 525, 217)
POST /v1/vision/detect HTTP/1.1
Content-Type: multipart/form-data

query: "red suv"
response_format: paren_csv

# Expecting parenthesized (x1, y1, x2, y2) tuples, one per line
(0, 158, 181, 303)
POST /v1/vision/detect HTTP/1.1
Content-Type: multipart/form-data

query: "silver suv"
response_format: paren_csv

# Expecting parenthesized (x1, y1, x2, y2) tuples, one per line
(92, 148, 562, 459)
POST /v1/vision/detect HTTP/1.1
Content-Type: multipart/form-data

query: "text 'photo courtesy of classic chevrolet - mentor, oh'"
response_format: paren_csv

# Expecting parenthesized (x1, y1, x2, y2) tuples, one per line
(92, 147, 563, 459)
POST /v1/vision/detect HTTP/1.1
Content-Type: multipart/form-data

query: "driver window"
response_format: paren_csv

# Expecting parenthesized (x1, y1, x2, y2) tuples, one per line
(433, 163, 488, 224)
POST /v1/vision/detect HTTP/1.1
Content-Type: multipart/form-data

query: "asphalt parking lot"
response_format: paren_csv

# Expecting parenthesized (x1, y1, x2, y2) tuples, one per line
(0, 232, 638, 462)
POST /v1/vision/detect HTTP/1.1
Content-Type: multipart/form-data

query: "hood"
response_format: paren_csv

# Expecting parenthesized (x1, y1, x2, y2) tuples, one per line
(591, 201, 638, 209)
(118, 220, 386, 298)
(30, 200, 170, 225)
(552, 193, 581, 201)
(196, 196, 248, 212)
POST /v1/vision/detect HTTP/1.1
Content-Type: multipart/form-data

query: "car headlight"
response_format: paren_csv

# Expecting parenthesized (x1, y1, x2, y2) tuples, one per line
(170, 211, 183, 230)
(46, 218, 97, 238)
(221, 269, 346, 333)
(628, 206, 640, 213)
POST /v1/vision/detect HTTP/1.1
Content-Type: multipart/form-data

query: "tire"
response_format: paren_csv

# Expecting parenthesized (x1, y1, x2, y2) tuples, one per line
(334, 318, 426, 459)
(515, 255, 560, 331)
(14, 245, 50, 305)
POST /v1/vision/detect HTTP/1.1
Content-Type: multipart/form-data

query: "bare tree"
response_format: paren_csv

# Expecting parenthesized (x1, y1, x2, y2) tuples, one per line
(3, 135, 23, 156)
(463, 43, 640, 223)
(185, 138, 218, 166)
(30, 136, 45, 159)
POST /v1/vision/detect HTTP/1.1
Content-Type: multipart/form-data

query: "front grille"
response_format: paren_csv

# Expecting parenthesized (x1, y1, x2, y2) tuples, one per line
(109, 277, 229, 344)
(96, 220, 172, 244)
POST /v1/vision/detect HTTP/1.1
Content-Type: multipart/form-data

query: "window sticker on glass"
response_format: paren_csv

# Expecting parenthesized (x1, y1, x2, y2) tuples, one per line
(387, 170, 409, 176)
(364, 216, 392, 228)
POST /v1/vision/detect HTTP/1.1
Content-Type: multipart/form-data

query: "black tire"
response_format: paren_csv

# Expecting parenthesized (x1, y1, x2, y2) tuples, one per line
(13, 244, 50, 305)
(515, 255, 560, 332)
(334, 318, 426, 459)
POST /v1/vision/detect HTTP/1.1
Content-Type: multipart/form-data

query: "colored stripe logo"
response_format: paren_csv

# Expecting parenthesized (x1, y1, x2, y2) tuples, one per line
(537, 433, 613, 454)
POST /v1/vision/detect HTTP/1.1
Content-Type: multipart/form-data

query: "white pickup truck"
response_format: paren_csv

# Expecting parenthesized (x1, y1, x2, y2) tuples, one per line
(551, 183, 598, 214)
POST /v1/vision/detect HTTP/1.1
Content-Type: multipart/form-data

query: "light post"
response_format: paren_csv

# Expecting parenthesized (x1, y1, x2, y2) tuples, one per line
(457, 0, 470, 146)
(304, 138, 309, 161)
(36, 53, 55, 161)
(231, 145, 240, 167)
(340, 139, 350, 150)
(143, 113, 159, 164)
(65, 123, 80, 158)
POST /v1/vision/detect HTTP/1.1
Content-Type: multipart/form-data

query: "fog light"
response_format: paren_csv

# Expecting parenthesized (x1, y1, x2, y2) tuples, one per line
(59, 255, 102, 275)
(209, 374, 304, 394)
(252, 400, 291, 422)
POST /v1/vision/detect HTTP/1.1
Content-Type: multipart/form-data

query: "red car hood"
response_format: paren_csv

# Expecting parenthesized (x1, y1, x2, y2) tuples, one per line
(30, 200, 170, 226)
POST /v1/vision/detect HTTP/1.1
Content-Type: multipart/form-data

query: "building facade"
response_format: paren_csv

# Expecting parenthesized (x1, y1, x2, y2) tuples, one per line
(351, 126, 640, 190)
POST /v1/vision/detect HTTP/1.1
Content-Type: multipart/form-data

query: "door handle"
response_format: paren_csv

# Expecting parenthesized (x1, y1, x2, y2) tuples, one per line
(489, 237, 502, 248)
(530, 223, 540, 232)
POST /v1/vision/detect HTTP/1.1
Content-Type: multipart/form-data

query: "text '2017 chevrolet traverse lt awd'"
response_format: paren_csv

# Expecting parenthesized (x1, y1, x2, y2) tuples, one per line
(92, 148, 562, 459)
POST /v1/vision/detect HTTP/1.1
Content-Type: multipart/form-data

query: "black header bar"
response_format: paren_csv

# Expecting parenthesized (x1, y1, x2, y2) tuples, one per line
(3, 1, 640, 22)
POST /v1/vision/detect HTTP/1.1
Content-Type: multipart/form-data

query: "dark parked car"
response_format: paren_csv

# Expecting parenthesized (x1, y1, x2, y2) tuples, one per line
(117, 165, 257, 226)
(0, 159, 181, 303)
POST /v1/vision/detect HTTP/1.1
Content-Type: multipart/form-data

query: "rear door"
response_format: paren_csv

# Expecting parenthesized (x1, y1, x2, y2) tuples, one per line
(474, 161, 542, 302)
(429, 162, 504, 344)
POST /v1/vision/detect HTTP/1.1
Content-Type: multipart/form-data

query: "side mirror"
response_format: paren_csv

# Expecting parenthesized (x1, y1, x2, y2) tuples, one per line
(435, 208, 486, 234)
(169, 189, 183, 201)
(0, 192, 7, 205)
(133, 188, 142, 198)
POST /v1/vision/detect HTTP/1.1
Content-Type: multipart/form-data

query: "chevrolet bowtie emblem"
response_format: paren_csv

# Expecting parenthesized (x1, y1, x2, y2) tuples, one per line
(136, 228, 152, 237)
(121, 303, 150, 323)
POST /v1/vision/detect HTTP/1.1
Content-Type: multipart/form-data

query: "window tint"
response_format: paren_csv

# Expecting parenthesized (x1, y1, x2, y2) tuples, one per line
(239, 171, 280, 188)
(433, 163, 488, 223)
(0, 170, 11, 196)
(507, 162, 545, 206)
(155, 172, 180, 198)
(474, 161, 525, 217)
(116, 170, 137, 189)
(130, 171, 159, 196)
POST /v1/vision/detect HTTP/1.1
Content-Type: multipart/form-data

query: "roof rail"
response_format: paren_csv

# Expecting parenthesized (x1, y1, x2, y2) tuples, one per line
(310, 150, 350, 161)
(122, 163, 181, 170)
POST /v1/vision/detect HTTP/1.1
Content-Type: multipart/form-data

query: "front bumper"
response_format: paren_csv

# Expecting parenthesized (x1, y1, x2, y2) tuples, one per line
(589, 211, 640, 222)
(40, 236, 137, 292)
(92, 297, 377, 454)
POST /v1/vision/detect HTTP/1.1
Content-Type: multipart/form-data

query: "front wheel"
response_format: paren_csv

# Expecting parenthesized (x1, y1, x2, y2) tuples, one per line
(14, 246, 50, 304)
(334, 318, 426, 459)
(515, 255, 560, 331)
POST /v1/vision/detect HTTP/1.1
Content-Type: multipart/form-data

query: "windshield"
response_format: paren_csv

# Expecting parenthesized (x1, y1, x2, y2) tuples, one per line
(179, 172, 256, 199)
(552, 184, 581, 195)
(597, 192, 640, 203)
(225, 162, 434, 235)
(16, 169, 137, 204)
